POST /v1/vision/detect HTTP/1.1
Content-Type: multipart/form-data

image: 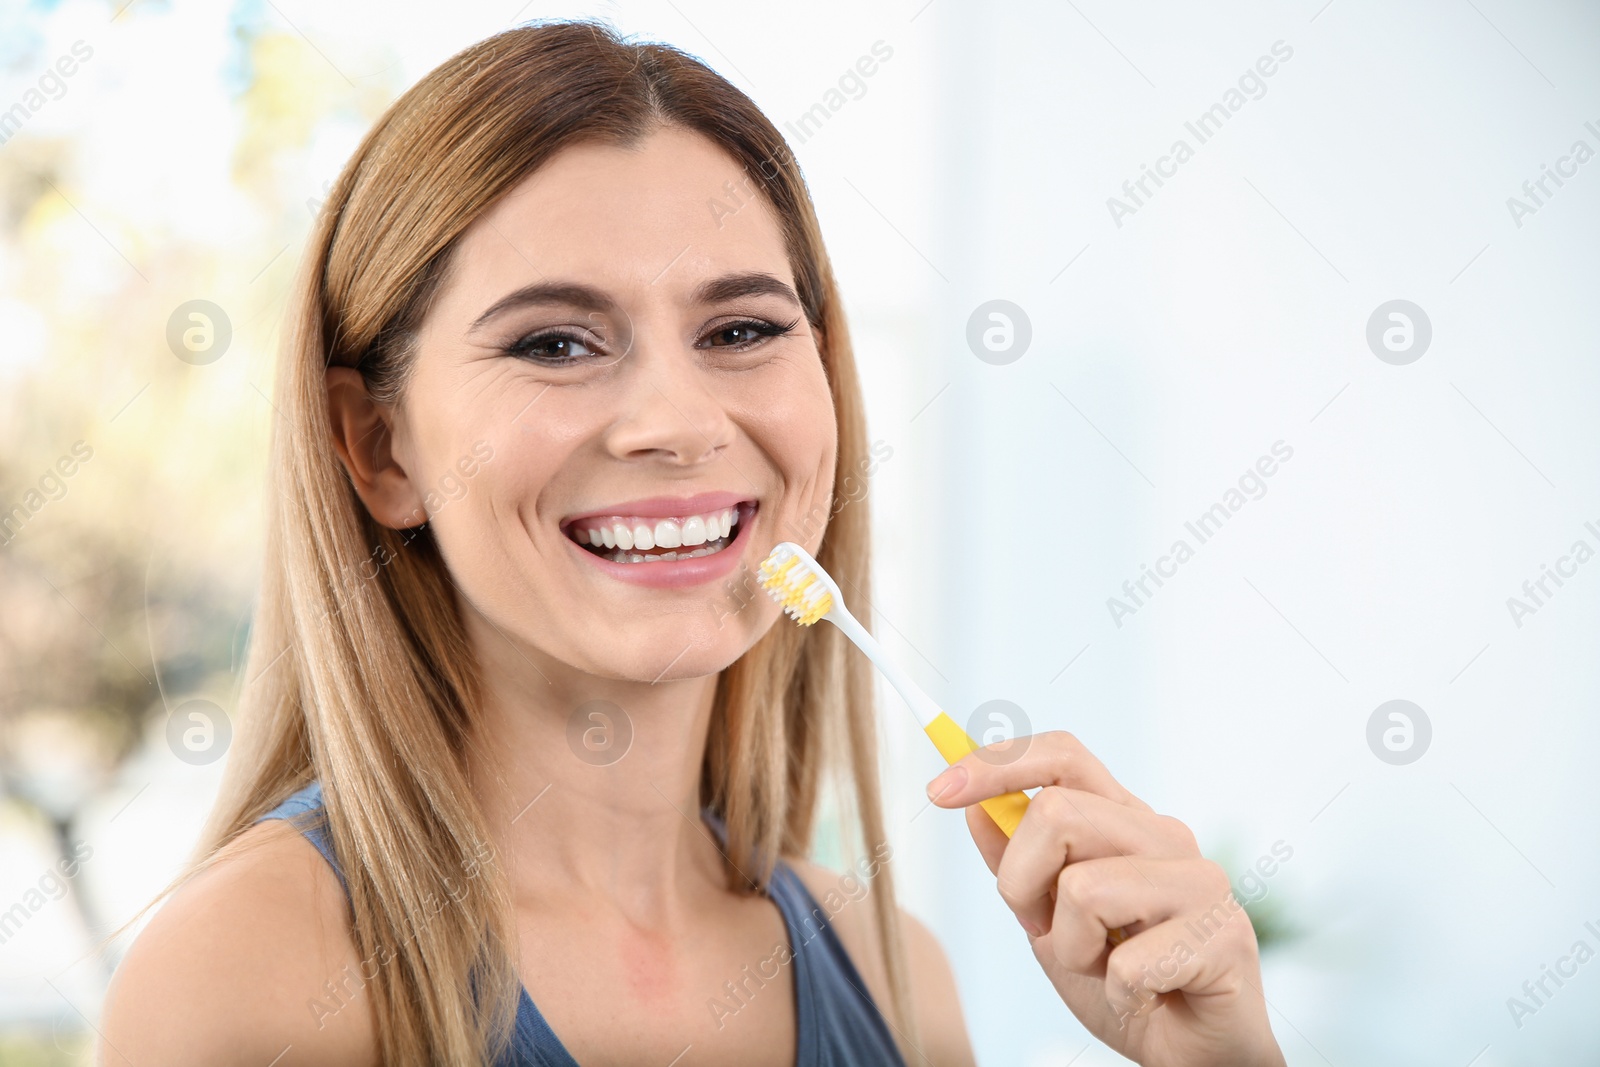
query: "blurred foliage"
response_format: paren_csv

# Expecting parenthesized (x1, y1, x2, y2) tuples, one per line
(1241, 888, 1298, 951)
(0, 7, 404, 1040)
(0, 17, 398, 798)
(1207, 841, 1301, 952)
(0, 1031, 90, 1067)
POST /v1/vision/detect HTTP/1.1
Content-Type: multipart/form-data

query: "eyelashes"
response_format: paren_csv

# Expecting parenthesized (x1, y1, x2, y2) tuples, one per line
(503, 315, 802, 366)
(700, 315, 802, 352)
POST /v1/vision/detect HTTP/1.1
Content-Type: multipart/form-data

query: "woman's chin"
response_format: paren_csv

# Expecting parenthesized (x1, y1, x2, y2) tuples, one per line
(567, 626, 763, 685)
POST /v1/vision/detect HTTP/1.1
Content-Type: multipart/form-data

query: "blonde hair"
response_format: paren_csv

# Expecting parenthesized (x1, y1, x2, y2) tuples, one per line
(191, 19, 913, 1065)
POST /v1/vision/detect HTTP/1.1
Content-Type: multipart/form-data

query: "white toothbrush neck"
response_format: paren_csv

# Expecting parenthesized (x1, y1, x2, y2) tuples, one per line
(826, 606, 943, 729)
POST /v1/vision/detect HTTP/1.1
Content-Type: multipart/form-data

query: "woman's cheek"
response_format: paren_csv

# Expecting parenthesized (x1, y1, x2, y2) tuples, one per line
(420, 432, 532, 571)
(758, 352, 835, 457)
(755, 369, 836, 550)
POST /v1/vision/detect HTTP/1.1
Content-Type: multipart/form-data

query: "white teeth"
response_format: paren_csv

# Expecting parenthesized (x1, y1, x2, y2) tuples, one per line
(597, 540, 730, 564)
(572, 505, 746, 562)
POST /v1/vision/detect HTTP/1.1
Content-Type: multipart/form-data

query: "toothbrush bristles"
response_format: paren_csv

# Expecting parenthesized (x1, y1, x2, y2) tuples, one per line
(757, 545, 835, 626)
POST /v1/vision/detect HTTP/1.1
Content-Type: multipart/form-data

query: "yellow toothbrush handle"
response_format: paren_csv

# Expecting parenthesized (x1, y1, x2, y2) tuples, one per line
(922, 711, 1129, 946)
(923, 712, 1031, 836)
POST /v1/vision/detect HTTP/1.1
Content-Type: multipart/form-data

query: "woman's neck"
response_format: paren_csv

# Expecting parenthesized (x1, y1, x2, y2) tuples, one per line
(460, 607, 728, 925)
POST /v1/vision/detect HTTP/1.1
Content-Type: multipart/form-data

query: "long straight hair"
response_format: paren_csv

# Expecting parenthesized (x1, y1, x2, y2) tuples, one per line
(193, 20, 914, 1065)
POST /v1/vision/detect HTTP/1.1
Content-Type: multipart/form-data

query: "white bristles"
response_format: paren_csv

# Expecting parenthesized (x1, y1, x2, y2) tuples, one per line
(755, 540, 944, 730)
(756, 542, 839, 626)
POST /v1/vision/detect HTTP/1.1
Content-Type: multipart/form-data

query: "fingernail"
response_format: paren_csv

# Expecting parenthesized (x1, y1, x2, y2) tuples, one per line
(926, 765, 967, 800)
(1019, 916, 1042, 937)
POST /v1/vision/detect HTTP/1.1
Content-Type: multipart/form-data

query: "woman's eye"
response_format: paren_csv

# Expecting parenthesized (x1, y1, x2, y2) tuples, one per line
(504, 331, 601, 364)
(700, 317, 800, 351)
(707, 323, 763, 348)
(505, 317, 798, 363)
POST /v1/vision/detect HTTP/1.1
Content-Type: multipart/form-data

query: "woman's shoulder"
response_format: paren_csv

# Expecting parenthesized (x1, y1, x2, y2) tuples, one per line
(784, 856, 976, 1067)
(100, 818, 378, 1067)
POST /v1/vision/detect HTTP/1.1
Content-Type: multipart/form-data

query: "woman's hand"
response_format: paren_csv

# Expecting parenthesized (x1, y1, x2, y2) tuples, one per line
(925, 731, 1285, 1067)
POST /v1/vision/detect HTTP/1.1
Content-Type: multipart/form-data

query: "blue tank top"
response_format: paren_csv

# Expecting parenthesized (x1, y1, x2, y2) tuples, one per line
(257, 782, 907, 1066)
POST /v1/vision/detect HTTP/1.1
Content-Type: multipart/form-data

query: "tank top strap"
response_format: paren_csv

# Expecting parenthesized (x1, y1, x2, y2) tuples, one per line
(701, 809, 907, 1067)
(255, 780, 349, 898)
(254, 786, 569, 1066)
(256, 786, 904, 1065)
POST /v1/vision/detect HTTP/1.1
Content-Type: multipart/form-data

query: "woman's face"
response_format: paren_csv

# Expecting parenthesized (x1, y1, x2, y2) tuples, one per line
(384, 126, 836, 683)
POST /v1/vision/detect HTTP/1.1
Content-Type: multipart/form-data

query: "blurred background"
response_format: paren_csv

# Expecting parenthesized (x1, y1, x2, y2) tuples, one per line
(2, 0, 1597, 1063)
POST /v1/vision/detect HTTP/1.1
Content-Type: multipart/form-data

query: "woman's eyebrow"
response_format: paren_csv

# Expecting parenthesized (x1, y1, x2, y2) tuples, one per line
(690, 271, 801, 308)
(468, 282, 614, 334)
(467, 271, 801, 334)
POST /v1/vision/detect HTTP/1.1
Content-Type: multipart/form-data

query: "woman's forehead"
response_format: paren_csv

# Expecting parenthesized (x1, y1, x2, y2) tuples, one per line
(448, 127, 792, 298)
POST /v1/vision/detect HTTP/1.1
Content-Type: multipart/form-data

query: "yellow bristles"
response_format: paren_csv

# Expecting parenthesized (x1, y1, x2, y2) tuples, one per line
(757, 546, 835, 626)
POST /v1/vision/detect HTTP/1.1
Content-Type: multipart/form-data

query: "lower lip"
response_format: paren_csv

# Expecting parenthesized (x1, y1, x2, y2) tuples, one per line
(565, 504, 756, 589)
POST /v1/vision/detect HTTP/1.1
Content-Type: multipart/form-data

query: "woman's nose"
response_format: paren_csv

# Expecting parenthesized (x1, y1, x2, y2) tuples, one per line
(602, 333, 736, 467)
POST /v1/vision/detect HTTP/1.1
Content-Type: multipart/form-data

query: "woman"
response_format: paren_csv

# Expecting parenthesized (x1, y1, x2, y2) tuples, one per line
(102, 20, 1285, 1066)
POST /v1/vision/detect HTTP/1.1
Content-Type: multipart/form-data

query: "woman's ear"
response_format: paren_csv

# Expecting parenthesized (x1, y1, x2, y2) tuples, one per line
(325, 367, 427, 529)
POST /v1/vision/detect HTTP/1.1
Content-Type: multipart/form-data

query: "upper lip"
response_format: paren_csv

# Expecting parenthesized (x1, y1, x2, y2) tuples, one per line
(561, 491, 755, 529)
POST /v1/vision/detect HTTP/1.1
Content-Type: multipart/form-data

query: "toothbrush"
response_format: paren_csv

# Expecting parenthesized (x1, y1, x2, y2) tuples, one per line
(757, 541, 1032, 837)
(758, 540, 1131, 946)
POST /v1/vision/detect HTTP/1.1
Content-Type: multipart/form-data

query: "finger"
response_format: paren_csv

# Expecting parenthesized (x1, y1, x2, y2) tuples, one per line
(1101, 914, 1263, 1027)
(925, 730, 1151, 814)
(1040, 856, 1238, 977)
(964, 802, 1009, 877)
(996, 788, 1200, 933)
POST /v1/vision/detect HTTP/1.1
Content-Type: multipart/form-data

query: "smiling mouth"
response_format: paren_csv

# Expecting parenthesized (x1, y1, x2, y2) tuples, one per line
(564, 502, 754, 564)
